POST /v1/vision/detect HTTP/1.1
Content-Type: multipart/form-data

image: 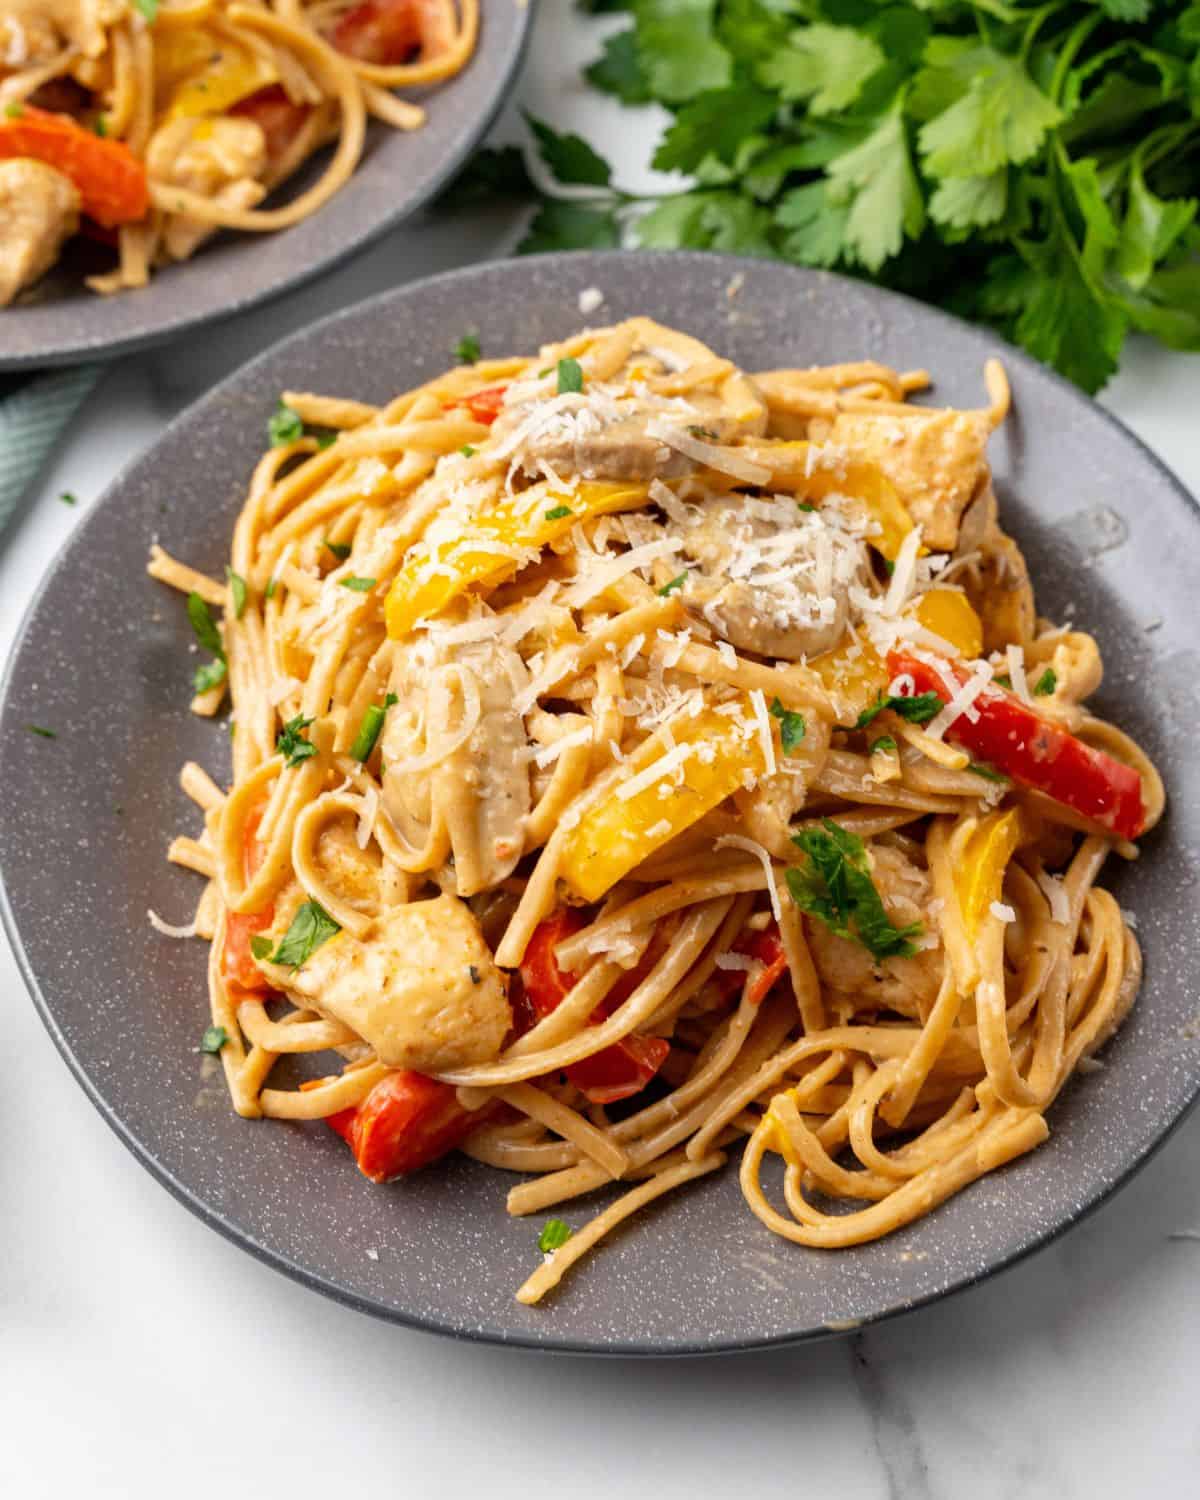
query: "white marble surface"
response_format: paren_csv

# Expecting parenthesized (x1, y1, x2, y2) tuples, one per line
(3, 8, 1200, 1496)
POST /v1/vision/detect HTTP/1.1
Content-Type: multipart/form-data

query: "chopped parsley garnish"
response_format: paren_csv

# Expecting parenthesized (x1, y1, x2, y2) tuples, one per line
(544, 504, 573, 521)
(538, 1218, 573, 1253)
(324, 539, 351, 560)
(870, 735, 897, 755)
(460, 444, 477, 458)
(340, 576, 376, 592)
(133, 0, 158, 20)
(187, 591, 224, 660)
(349, 693, 398, 763)
(967, 761, 1009, 783)
(4, 101, 24, 119)
(93, 115, 108, 137)
(1033, 667, 1057, 696)
(250, 935, 274, 961)
(854, 691, 942, 731)
(315, 431, 337, 450)
(797, 501, 816, 513)
(25, 724, 56, 739)
(225, 566, 247, 619)
(193, 658, 228, 694)
(556, 357, 584, 395)
(657, 572, 688, 596)
(769, 697, 806, 754)
(199, 1025, 227, 1054)
(994, 674, 1012, 690)
(882, 559, 896, 578)
(264, 576, 278, 601)
(267, 901, 340, 968)
(537, 367, 552, 378)
(58, 491, 77, 506)
(786, 818, 922, 964)
(687, 424, 719, 439)
(453, 332, 481, 364)
(276, 713, 317, 767)
(268, 401, 304, 447)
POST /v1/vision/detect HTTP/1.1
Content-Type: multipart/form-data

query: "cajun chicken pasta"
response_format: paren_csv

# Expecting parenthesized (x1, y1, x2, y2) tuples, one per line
(149, 317, 1162, 1304)
(0, 0, 476, 302)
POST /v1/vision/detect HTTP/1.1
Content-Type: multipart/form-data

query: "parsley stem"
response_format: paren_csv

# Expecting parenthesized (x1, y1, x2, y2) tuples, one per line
(1049, 11, 1103, 103)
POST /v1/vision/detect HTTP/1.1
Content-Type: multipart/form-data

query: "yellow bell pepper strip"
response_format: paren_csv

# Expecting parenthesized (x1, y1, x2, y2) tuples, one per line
(385, 481, 646, 638)
(953, 809, 1024, 941)
(559, 705, 765, 902)
(160, 34, 278, 121)
(912, 587, 984, 659)
(809, 637, 889, 724)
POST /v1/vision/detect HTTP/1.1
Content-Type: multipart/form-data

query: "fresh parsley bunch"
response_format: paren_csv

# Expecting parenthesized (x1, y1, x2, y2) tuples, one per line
(456, 0, 1200, 392)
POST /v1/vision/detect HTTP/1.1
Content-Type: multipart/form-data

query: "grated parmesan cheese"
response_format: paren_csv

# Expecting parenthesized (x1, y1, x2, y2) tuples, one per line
(563, 537, 684, 608)
(148, 908, 197, 939)
(748, 689, 778, 778)
(616, 742, 694, 802)
(1006, 643, 1032, 703)
(990, 901, 1017, 923)
(644, 417, 771, 485)
(356, 785, 379, 849)
(714, 952, 754, 972)
(1035, 870, 1070, 925)
(926, 661, 994, 741)
(528, 724, 595, 768)
(715, 833, 784, 924)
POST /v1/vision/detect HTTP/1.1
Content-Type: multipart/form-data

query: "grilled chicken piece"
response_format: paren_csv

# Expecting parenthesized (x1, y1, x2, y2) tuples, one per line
(383, 634, 531, 897)
(146, 117, 267, 261)
(287, 894, 511, 1073)
(0, 159, 80, 306)
(824, 407, 992, 551)
(677, 495, 868, 661)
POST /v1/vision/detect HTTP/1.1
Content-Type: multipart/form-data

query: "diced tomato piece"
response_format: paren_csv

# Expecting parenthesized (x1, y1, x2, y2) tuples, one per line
(230, 85, 312, 163)
(715, 925, 789, 1006)
(0, 106, 147, 228)
(326, 1069, 486, 1181)
(453, 386, 508, 426)
(332, 0, 422, 65)
(519, 909, 672, 1105)
(886, 650, 1147, 840)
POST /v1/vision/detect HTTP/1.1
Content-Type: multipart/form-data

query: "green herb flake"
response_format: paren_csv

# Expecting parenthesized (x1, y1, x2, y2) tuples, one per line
(769, 697, 806, 754)
(225, 566, 247, 619)
(93, 115, 108, 138)
(855, 692, 942, 731)
(4, 101, 24, 119)
(657, 572, 688, 597)
(453, 332, 481, 364)
(687, 425, 719, 439)
(538, 1218, 573, 1254)
(264, 576, 278, 601)
(349, 693, 397, 763)
(268, 401, 304, 447)
(133, 0, 158, 20)
(199, 1025, 227, 1054)
(786, 818, 923, 964)
(1033, 668, 1057, 696)
(249, 934, 275, 961)
(324, 539, 351, 561)
(967, 762, 1009, 784)
(187, 591, 225, 662)
(58, 491, 77, 506)
(870, 735, 897, 755)
(276, 713, 317, 768)
(315, 431, 337, 450)
(268, 901, 340, 969)
(797, 501, 816, 513)
(25, 724, 56, 739)
(193, 658, 228, 694)
(544, 504, 573, 521)
(556, 357, 584, 395)
(340, 576, 376, 592)
(460, 444, 477, 458)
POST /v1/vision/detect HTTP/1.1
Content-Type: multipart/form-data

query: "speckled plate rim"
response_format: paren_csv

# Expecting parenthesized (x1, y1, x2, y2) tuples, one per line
(0, 0, 534, 374)
(2, 250, 1199, 1356)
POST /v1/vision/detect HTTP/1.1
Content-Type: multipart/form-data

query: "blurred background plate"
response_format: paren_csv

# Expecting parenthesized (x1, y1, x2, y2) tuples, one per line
(2, 251, 1198, 1353)
(0, 0, 533, 373)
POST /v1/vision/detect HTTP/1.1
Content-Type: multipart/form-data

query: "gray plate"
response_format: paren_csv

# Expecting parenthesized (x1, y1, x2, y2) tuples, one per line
(2, 252, 1198, 1355)
(0, 0, 532, 373)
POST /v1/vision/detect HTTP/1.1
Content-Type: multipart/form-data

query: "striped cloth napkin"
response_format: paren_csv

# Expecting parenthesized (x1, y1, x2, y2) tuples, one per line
(0, 366, 99, 536)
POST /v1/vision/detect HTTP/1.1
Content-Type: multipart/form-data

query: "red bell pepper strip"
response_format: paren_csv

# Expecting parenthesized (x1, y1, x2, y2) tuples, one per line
(230, 86, 312, 164)
(715, 925, 789, 1006)
(332, 0, 423, 64)
(326, 1069, 487, 1181)
(519, 910, 671, 1106)
(451, 385, 508, 426)
(221, 805, 274, 996)
(886, 650, 1146, 840)
(0, 106, 147, 228)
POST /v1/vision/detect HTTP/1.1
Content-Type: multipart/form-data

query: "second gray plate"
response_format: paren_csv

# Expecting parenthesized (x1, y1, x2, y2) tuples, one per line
(2, 252, 1198, 1354)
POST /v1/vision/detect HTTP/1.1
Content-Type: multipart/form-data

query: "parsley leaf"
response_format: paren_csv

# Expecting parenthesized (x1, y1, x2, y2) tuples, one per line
(545, 504, 574, 520)
(4, 101, 24, 118)
(349, 693, 398, 763)
(25, 724, 56, 739)
(193, 658, 228, 694)
(276, 714, 317, 768)
(538, 1218, 574, 1253)
(1033, 667, 1057, 695)
(967, 761, 1009, 783)
(556, 357, 585, 394)
(653, 83, 777, 174)
(786, 818, 922, 963)
(586, 28, 652, 104)
(225, 566, 247, 619)
(526, 112, 612, 186)
(340, 576, 376, 591)
(268, 901, 340, 969)
(759, 24, 885, 118)
(635, 0, 732, 104)
(769, 697, 806, 754)
(870, 735, 897, 754)
(520, 199, 620, 254)
(250, 934, 275, 961)
(916, 47, 1061, 179)
(199, 1025, 227, 1054)
(268, 401, 304, 447)
(324, 539, 351, 560)
(187, 592, 225, 661)
(453, 332, 481, 363)
(460, 444, 477, 457)
(855, 691, 942, 730)
(825, 102, 925, 272)
(657, 572, 688, 596)
(58, 490, 77, 506)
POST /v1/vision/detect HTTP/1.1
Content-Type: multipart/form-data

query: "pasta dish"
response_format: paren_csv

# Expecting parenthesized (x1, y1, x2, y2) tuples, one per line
(0, 0, 476, 303)
(148, 316, 1162, 1306)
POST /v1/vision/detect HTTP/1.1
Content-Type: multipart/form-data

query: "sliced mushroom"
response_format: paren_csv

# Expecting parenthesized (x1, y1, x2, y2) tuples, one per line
(286, 894, 511, 1073)
(954, 481, 1036, 652)
(383, 634, 531, 896)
